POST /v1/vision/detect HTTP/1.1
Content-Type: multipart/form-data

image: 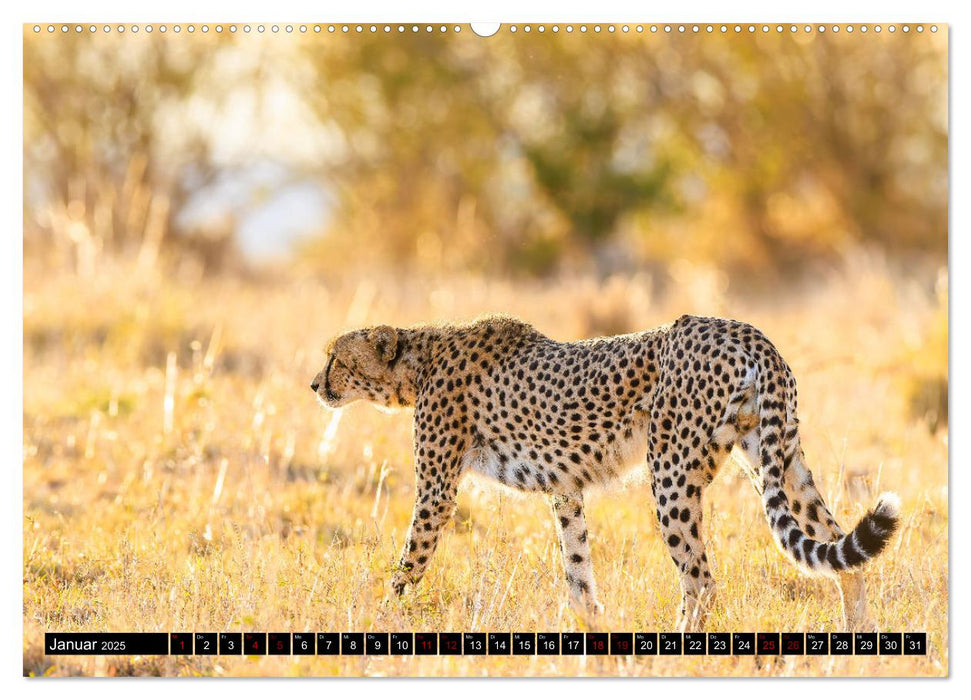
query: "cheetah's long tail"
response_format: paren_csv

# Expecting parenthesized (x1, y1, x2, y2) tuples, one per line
(755, 358, 901, 575)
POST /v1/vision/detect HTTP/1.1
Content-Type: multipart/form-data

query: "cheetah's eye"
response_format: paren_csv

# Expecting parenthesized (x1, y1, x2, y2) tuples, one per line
(333, 357, 362, 378)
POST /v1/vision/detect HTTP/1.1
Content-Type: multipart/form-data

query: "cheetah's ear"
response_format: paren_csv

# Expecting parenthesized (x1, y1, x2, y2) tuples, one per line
(368, 325, 398, 363)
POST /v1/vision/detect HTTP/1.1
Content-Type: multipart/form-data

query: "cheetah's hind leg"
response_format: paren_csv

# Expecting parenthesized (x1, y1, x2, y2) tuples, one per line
(735, 426, 879, 631)
(646, 373, 757, 632)
(649, 425, 726, 633)
(783, 447, 877, 631)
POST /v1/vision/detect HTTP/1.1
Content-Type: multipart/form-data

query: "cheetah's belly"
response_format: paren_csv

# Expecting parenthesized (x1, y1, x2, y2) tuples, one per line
(605, 415, 651, 479)
(462, 413, 650, 494)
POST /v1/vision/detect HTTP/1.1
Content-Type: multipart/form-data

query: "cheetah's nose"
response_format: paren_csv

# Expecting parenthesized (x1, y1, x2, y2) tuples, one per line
(311, 379, 320, 392)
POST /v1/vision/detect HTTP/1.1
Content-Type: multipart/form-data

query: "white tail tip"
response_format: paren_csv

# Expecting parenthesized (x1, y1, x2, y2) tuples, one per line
(876, 491, 901, 518)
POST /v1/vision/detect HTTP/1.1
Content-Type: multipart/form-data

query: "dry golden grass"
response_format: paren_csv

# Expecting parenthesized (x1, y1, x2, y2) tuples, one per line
(22, 252, 948, 677)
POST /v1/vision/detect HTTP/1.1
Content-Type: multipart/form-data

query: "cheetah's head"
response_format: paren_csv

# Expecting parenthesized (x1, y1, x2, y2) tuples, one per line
(311, 325, 403, 408)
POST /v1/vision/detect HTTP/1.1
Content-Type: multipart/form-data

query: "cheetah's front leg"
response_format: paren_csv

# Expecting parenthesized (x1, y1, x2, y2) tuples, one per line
(391, 471, 460, 596)
(391, 409, 465, 597)
(551, 494, 604, 615)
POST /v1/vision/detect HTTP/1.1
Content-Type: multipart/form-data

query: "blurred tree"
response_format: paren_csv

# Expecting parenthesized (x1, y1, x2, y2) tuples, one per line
(24, 27, 947, 281)
(23, 30, 240, 270)
(298, 32, 684, 275)
(297, 30, 946, 279)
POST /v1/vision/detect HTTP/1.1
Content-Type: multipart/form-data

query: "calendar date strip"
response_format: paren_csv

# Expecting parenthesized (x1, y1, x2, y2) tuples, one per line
(45, 631, 926, 656)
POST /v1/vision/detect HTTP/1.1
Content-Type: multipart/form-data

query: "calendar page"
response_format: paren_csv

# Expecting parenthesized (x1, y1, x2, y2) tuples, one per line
(22, 19, 948, 678)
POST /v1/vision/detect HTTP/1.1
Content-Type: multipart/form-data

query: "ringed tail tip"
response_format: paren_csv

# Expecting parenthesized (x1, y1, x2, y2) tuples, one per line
(872, 491, 902, 529)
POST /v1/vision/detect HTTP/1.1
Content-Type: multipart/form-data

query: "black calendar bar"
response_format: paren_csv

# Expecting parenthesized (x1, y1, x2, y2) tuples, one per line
(585, 632, 609, 655)
(463, 632, 486, 654)
(635, 632, 658, 654)
(293, 633, 315, 655)
(513, 633, 536, 655)
(708, 632, 730, 655)
(440, 633, 462, 655)
(538, 632, 560, 655)
(416, 633, 438, 655)
(610, 633, 633, 655)
(45, 633, 169, 655)
(170, 632, 192, 655)
(733, 632, 755, 655)
(220, 632, 242, 655)
(782, 633, 804, 655)
(561, 632, 584, 655)
(341, 633, 363, 655)
(317, 632, 339, 655)
(660, 632, 682, 655)
(807, 632, 828, 655)
(194, 632, 217, 655)
(269, 633, 291, 655)
(904, 633, 927, 655)
(878, 632, 901, 655)
(391, 633, 413, 655)
(684, 632, 706, 655)
(855, 632, 878, 655)
(365, 632, 388, 655)
(757, 632, 780, 655)
(487, 632, 510, 655)
(44, 631, 926, 656)
(831, 632, 853, 655)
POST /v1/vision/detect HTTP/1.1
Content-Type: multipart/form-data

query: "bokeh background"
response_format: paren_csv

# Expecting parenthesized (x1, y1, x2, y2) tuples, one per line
(23, 25, 948, 677)
(25, 26, 948, 279)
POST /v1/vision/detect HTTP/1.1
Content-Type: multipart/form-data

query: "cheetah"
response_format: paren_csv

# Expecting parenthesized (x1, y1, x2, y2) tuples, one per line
(311, 315, 900, 631)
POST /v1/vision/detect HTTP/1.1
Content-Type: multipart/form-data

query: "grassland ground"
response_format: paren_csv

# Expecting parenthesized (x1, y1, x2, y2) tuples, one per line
(23, 253, 948, 676)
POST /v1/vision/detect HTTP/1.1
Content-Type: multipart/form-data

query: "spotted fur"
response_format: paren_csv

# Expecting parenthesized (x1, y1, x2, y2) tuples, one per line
(312, 314, 900, 631)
